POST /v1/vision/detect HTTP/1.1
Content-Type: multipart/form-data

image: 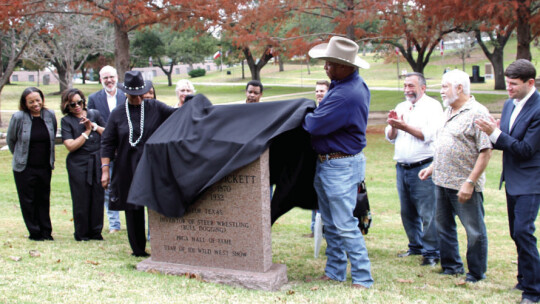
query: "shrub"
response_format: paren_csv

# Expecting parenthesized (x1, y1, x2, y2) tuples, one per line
(188, 68, 206, 78)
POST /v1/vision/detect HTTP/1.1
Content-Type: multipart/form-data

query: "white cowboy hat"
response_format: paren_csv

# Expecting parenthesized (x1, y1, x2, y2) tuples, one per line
(308, 36, 370, 69)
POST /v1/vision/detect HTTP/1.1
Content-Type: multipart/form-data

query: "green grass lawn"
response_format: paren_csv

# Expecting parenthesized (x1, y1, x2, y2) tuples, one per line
(0, 128, 535, 303)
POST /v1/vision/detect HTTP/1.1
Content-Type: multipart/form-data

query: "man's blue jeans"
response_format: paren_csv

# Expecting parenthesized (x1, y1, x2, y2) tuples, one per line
(104, 162, 121, 231)
(314, 152, 373, 288)
(435, 186, 488, 280)
(396, 162, 439, 258)
(506, 193, 540, 302)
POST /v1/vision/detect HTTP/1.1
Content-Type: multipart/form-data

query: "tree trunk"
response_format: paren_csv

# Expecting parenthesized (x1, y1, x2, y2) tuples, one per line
(241, 60, 245, 79)
(475, 30, 511, 90)
(516, 0, 532, 60)
(56, 65, 69, 93)
(243, 46, 273, 81)
(157, 57, 174, 87)
(243, 48, 260, 81)
(516, 0, 532, 61)
(81, 66, 87, 84)
(278, 56, 284, 72)
(114, 23, 130, 82)
(491, 52, 506, 90)
(305, 58, 311, 75)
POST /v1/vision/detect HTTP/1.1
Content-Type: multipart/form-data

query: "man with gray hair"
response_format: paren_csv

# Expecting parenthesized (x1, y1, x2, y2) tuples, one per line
(386, 72, 442, 266)
(419, 69, 492, 283)
(88, 65, 125, 233)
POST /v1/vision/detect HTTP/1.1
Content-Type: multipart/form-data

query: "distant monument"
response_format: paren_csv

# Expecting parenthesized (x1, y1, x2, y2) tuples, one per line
(137, 150, 287, 291)
(470, 65, 485, 83)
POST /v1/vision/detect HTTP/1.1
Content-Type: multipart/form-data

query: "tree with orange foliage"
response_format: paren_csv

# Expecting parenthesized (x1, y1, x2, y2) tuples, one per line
(514, 0, 540, 61)
(438, 0, 516, 90)
(75, 0, 219, 80)
(0, 2, 49, 125)
(214, 0, 290, 81)
(374, 0, 458, 75)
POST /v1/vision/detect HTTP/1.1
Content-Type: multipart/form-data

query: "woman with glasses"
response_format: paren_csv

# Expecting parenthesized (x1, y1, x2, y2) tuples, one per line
(61, 88, 106, 241)
(7, 87, 57, 241)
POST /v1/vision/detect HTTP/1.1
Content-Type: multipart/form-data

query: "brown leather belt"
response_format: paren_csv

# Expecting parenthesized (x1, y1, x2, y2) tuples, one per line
(318, 152, 356, 162)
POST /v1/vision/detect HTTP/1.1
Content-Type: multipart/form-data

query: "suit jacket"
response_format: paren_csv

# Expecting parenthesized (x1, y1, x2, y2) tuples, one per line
(7, 109, 57, 172)
(494, 90, 540, 195)
(87, 88, 125, 123)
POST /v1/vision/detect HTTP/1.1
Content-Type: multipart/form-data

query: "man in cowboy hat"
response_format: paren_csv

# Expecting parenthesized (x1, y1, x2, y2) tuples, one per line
(303, 36, 373, 289)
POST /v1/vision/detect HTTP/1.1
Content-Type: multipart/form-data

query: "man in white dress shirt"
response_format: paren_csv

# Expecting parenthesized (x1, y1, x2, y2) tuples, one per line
(385, 72, 443, 266)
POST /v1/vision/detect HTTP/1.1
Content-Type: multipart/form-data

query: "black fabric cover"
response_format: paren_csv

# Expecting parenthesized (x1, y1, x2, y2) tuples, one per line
(128, 94, 318, 223)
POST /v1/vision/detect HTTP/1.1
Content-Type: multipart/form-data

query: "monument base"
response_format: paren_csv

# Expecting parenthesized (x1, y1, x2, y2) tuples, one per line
(137, 259, 288, 291)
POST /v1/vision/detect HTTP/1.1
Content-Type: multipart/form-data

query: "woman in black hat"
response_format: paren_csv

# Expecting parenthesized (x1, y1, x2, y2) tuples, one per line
(100, 71, 175, 257)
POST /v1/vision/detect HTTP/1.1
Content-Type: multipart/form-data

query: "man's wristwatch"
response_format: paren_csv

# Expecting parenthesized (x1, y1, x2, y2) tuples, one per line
(466, 178, 475, 186)
(92, 122, 98, 131)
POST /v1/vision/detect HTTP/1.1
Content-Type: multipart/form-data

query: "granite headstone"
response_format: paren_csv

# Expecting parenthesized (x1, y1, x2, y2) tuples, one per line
(137, 150, 287, 291)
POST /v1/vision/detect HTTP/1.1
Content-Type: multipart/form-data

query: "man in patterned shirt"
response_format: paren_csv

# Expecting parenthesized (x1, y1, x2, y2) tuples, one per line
(419, 69, 492, 283)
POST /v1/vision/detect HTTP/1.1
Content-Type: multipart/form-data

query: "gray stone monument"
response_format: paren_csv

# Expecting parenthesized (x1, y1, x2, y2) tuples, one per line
(137, 150, 287, 291)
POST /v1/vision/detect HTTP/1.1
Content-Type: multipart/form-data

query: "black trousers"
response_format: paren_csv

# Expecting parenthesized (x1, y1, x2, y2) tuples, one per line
(125, 208, 147, 256)
(67, 159, 104, 241)
(13, 166, 53, 240)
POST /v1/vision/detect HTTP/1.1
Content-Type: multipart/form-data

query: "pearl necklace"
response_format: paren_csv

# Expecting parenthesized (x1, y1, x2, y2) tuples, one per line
(126, 99, 144, 147)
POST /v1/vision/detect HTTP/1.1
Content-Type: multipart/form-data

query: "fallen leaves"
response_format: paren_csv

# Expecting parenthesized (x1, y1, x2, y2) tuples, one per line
(85, 260, 99, 265)
(9, 256, 21, 261)
(29, 250, 41, 257)
(397, 278, 414, 283)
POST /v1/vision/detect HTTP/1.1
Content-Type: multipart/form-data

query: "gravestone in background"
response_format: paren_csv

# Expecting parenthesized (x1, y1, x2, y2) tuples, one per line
(137, 150, 287, 291)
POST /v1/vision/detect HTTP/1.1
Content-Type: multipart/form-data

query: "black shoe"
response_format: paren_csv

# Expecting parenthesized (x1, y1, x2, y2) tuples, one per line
(512, 284, 524, 291)
(397, 250, 421, 258)
(29, 236, 44, 241)
(131, 252, 150, 257)
(465, 273, 485, 283)
(43, 235, 54, 241)
(421, 257, 439, 266)
(439, 269, 464, 276)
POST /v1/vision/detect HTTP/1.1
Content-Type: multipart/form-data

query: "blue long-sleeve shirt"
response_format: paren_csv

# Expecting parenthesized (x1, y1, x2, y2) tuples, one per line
(302, 71, 370, 155)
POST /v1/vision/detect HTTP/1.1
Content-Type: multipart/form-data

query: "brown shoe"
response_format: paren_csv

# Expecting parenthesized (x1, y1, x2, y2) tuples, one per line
(352, 284, 367, 289)
(319, 275, 334, 281)
(302, 233, 314, 238)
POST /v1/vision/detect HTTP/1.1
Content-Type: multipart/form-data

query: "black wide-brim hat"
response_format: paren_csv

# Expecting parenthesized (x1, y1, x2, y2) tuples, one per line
(118, 71, 153, 96)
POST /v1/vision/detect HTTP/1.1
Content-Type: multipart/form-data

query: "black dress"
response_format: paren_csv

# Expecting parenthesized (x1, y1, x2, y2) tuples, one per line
(61, 109, 106, 241)
(101, 99, 175, 255)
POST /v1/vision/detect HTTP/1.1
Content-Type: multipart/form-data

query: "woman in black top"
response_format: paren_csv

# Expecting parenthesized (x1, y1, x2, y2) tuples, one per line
(61, 88, 106, 241)
(7, 87, 57, 241)
(101, 71, 175, 256)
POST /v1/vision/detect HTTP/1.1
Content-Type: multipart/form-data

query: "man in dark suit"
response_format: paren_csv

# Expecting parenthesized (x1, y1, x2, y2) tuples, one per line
(476, 59, 540, 304)
(88, 65, 125, 234)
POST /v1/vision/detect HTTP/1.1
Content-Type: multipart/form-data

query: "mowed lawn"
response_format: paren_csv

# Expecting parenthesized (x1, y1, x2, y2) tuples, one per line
(0, 124, 535, 303)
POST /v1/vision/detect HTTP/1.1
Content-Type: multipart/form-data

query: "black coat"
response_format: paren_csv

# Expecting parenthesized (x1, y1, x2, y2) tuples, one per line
(128, 94, 318, 223)
(101, 100, 176, 211)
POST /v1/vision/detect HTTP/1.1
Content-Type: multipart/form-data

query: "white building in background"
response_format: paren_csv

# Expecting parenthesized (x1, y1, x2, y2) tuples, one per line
(10, 61, 221, 85)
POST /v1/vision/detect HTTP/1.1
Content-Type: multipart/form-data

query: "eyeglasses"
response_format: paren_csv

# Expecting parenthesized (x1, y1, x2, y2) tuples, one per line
(69, 100, 84, 108)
